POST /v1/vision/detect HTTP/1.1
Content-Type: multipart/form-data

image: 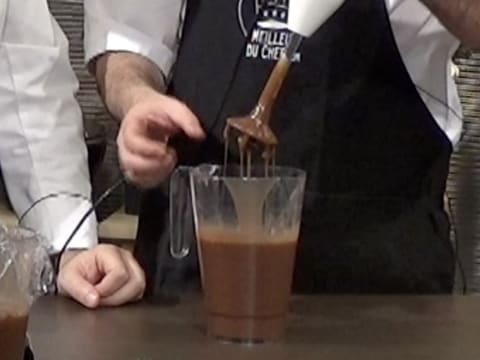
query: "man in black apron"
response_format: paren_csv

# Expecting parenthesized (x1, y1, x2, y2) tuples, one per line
(138, 0, 455, 296)
(59, 0, 480, 307)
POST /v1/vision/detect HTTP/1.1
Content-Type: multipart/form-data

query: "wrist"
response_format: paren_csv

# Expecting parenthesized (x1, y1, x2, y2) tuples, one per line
(58, 249, 86, 270)
(50, 249, 86, 275)
(121, 84, 163, 118)
(100, 52, 167, 120)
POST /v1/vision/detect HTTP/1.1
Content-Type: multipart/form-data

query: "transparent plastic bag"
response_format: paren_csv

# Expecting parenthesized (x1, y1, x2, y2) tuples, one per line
(0, 225, 55, 360)
(0, 225, 54, 308)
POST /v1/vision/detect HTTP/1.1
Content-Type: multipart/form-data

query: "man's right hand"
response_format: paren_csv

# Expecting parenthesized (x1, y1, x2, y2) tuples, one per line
(117, 87, 205, 188)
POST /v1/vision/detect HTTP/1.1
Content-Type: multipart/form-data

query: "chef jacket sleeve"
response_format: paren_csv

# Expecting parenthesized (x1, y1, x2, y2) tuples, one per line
(0, 0, 98, 253)
(84, 0, 185, 79)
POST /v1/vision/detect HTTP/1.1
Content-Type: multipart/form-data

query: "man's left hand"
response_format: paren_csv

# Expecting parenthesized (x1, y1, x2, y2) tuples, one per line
(56, 245, 146, 308)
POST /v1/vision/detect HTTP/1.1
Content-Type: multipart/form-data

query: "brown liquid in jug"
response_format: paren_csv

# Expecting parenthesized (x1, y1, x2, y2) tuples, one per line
(0, 312, 28, 360)
(199, 225, 297, 341)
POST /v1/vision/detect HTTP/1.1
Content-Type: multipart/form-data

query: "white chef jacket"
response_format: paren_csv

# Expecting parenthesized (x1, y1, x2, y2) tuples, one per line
(0, 0, 97, 252)
(84, 0, 463, 146)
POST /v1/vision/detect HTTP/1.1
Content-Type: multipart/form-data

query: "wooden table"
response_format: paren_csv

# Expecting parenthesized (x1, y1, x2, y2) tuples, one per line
(28, 295, 480, 360)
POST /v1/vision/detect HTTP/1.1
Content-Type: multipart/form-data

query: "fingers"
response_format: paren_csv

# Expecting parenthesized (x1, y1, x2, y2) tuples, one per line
(122, 127, 169, 159)
(98, 251, 146, 307)
(118, 93, 204, 188)
(57, 253, 101, 309)
(57, 245, 146, 308)
(158, 96, 205, 140)
(125, 94, 205, 141)
(93, 245, 145, 304)
(119, 143, 177, 187)
(94, 245, 133, 297)
(118, 134, 177, 182)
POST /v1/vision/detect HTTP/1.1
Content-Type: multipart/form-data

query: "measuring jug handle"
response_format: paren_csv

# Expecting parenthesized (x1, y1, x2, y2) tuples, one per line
(169, 166, 193, 259)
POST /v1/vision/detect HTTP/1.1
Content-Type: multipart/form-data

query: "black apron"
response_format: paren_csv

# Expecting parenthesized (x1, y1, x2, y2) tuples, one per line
(135, 0, 455, 297)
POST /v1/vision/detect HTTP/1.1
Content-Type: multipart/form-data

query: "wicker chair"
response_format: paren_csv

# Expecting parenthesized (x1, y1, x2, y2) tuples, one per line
(448, 46, 480, 294)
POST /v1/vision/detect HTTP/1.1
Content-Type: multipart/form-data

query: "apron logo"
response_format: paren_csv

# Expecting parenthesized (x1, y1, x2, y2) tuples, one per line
(256, 0, 288, 30)
(238, 0, 301, 62)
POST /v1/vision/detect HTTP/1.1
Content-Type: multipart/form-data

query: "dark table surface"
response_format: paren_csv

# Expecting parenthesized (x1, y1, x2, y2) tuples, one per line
(28, 295, 480, 360)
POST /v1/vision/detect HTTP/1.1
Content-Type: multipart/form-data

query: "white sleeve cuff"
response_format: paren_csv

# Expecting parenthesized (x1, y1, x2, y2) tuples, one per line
(51, 200, 98, 252)
(21, 197, 98, 253)
(84, 11, 177, 79)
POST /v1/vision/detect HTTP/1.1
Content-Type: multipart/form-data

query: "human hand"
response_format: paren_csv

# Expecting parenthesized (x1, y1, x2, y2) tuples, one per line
(117, 86, 205, 188)
(57, 245, 146, 308)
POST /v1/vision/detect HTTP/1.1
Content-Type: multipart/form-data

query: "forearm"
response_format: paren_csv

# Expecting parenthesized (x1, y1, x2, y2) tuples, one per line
(421, 0, 480, 48)
(0, 0, 98, 252)
(95, 52, 167, 121)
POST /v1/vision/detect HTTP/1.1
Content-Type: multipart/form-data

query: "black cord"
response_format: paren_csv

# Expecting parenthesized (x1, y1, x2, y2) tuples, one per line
(446, 194, 467, 294)
(14, 177, 126, 294)
(53, 176, 126, 278)
(415, 85, 463, 123)
(18, 192, 90, 225)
